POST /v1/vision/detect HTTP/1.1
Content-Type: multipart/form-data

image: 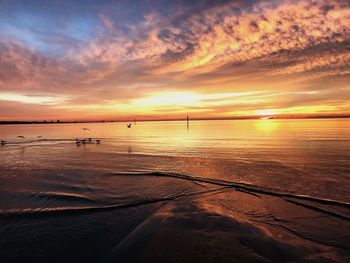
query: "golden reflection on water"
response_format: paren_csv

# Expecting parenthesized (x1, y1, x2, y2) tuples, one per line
(0, 119, 349, 159)
(0, 119, 348, 141)
(254, 119, 279, 133)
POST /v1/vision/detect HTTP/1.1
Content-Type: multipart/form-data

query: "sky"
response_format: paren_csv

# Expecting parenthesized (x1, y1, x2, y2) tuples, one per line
(0, 0, 349, 121)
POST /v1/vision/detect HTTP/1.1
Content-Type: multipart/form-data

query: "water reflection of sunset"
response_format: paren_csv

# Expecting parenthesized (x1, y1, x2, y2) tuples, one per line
(255, 119, 279, 133)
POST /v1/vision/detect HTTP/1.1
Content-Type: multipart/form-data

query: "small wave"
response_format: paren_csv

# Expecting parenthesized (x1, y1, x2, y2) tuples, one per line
(104, 171, 350, 222)
(283, 198, 350, 221)
(0, 187, 226, 218)
(0, 193, 181, 218)
(106, 171, 350, 207)
(2, 138, 74, 145)
(0, 137, 111, 147)
(2, 171, 349, 221)
(0, 139, 75, 150)
(29, 191, 98, 204)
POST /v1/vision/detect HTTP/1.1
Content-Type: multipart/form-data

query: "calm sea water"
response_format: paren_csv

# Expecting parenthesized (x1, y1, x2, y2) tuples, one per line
(0, 119, 349, 262)
(1, 119, 349, 201)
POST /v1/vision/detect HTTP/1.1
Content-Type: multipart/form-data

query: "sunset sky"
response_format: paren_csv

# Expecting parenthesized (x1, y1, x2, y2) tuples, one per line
(0, 0, 349, 121)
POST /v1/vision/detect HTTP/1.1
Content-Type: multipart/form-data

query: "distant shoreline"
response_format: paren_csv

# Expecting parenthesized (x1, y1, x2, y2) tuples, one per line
(0, 115, 349, 125)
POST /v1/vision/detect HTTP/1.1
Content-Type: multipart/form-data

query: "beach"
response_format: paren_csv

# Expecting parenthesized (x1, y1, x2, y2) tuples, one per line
(0, 119, 349, 262)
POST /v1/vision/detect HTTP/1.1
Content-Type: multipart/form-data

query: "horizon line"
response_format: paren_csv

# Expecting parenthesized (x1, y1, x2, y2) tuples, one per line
(1, 114, 350, 124)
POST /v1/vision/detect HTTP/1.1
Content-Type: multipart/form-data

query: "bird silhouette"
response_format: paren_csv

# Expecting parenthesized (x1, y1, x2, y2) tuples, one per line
(127, 123, 132, 128)
(17, 136, 25, 139)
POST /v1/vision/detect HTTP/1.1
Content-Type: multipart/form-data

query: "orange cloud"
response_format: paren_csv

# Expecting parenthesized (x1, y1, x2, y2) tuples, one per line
(0, 0, 349, 120)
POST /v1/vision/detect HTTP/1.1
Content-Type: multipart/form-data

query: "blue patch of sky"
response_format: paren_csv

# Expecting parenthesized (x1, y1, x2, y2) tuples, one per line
(0, 5, 98, 57)
(0, 0, 248, 57)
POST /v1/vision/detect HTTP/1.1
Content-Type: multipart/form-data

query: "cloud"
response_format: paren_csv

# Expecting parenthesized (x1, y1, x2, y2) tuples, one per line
(72, 0, 350, 85)
(0, 0, 349, 120)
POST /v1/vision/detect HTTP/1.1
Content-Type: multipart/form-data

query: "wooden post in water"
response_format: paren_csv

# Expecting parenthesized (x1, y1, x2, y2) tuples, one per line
(187, 115, 189, 129)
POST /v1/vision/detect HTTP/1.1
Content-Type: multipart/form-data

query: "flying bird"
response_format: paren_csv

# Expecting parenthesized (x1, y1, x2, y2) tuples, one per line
(127, 123, 132, 128)
(17, 136, 25, 138)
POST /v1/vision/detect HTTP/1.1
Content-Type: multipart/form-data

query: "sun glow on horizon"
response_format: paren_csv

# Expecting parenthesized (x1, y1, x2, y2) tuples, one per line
(256, 110, 278, 116)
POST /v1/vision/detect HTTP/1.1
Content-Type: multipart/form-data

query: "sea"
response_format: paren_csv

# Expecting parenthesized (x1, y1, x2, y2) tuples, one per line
(0, 119, 349, 262)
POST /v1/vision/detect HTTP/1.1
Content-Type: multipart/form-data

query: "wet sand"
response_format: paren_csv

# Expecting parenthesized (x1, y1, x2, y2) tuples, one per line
(1, 172, 350, 263)
(104, 188, 349, 263)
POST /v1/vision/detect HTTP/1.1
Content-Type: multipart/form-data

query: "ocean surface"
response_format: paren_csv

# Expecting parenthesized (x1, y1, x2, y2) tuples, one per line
(0, 119, 349, 262)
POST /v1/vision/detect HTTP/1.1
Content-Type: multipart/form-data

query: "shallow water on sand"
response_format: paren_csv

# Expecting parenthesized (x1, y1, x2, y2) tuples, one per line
(0, 119, 349, 262)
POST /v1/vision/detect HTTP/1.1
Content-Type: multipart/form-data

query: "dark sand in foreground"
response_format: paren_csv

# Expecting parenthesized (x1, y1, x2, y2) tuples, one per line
(1, 171, 349, 263)
(104, 188, 349, 263)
